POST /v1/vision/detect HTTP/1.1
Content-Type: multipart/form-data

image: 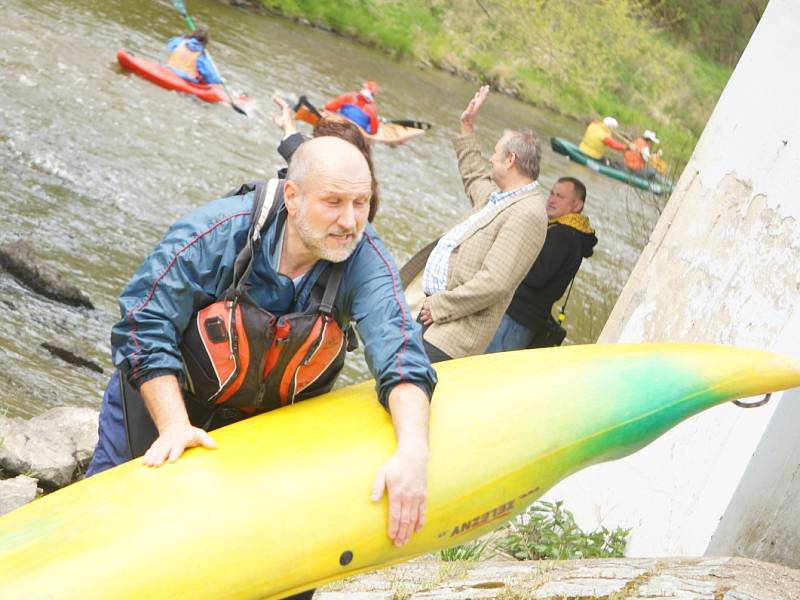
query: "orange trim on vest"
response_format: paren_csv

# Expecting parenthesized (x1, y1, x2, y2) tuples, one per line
(195, 301, 250, 405)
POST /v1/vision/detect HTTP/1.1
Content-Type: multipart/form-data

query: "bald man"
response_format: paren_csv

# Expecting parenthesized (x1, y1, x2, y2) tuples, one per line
(87, 137, 436, 556)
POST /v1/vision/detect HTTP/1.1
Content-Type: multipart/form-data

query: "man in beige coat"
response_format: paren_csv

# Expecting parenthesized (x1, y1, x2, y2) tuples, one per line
(419, 85, 548, 360)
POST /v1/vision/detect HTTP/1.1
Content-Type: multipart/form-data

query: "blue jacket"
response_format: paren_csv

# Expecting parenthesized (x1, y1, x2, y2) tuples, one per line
(166, 37, 222, 85)
(111, 185, 436, 408)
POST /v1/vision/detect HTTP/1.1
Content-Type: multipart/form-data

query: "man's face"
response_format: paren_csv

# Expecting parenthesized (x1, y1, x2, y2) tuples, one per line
(546, 181, 582, 219)
(288, 170, 371, 263)
(489, 132, 514, 182)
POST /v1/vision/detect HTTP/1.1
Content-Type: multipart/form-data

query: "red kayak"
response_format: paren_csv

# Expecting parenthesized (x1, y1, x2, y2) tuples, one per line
(116, 49, 248, 106)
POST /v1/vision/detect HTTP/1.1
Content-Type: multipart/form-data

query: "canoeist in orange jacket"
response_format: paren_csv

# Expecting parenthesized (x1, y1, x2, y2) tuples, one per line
(623, 130, 662, 178)
(324, 81, 380, 135)
(578, 116, 626, 162)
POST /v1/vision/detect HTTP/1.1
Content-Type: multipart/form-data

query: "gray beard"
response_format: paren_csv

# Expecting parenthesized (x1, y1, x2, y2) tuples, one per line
(294, 209, 363, 263)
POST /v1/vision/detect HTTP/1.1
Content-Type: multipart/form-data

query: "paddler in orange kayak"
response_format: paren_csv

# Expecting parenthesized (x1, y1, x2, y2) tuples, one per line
(165, 26, 222, 86)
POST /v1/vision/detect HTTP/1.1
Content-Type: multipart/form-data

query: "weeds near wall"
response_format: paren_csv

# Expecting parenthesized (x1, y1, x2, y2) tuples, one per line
(438, 536, 493, 561)
(497, 500, 630, 561)
(438, 500, 630, 562)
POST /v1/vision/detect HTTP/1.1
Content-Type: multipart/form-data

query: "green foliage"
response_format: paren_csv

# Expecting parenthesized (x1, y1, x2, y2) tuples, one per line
(438, 536, 492, 562)
(496, 500, 630, 561)
(258, 0, 759, 164)
(641, 0, 768, 67)
(437, 500, 630, 563)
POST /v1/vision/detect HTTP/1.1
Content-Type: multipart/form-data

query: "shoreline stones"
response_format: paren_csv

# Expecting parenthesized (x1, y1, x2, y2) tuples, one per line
(0, 407, 98, 495)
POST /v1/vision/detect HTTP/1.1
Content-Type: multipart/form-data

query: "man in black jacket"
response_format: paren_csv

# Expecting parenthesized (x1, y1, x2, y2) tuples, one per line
(485, 176, 597, 352)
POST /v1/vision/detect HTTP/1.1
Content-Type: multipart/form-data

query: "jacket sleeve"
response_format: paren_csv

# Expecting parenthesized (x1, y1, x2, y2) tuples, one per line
(603, 137, 626, 151)
(277, 132, 309, 164)
(340, 229, 437, 409)
(166, 37, 182, 52)
(452, 133, 498, 209)
(196, 53, 223, 85)
(111, 198, 251, 388)
(324, 94, 354, 112)
(365, 103, 379, 135)
(427, 205, 547, 323)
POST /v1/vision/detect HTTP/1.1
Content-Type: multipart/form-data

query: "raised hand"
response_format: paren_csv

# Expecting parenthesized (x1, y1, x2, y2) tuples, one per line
(271, 94, 298, 136)
(460, 85, 491, 134)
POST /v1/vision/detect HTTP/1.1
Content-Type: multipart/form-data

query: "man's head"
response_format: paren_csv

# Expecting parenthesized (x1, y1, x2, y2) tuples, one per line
(312, 118, 379, 222)
(189, 27, 209, 47)
(602, 116, 618, 129)
(360, 80, 379, 100)
(642, 130, 659, 146)
(489, 129, 541, 190)
(284, 137, 372, 263)
(546, 177, 586, 219)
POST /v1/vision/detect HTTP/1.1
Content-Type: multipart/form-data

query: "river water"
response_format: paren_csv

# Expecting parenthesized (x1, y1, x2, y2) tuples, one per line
(0, 0, 665, 418)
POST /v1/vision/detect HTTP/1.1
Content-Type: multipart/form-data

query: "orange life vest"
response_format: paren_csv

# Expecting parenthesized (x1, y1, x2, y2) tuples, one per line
(624, 138, 648, 171)
(166, 41, 201, 81)
(179, 180, 348, 413)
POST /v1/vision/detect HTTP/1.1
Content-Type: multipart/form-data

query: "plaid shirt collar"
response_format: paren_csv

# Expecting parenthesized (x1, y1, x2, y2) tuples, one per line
(488, 180, 539, 206)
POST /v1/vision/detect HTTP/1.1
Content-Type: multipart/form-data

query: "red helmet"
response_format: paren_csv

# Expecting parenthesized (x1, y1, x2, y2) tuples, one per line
(361, 81, 379, 95)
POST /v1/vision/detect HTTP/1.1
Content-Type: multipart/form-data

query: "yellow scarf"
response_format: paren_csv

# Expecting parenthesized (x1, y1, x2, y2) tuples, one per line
(549, 213, 594, 234)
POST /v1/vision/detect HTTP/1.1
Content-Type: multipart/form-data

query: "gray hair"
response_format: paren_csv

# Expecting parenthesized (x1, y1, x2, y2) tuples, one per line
(502, 129, 541, 181)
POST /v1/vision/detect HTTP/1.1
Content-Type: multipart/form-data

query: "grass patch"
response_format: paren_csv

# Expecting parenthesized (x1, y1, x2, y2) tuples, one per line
(259, 0, 740, 164)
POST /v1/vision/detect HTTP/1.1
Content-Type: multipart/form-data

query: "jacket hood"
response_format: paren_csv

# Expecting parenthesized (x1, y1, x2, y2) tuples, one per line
(550, 213, 598, 258)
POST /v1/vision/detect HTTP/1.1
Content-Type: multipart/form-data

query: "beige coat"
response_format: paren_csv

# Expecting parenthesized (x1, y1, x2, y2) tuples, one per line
(424, 133, 547, 358)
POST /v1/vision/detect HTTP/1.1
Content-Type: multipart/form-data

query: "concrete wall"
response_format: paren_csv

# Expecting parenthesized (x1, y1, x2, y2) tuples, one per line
(542, 0, 800, 565)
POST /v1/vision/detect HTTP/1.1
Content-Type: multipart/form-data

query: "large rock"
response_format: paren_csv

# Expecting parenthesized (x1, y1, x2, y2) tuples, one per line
(0, 240, 93, 309)
(0, 475, 40, 517)
(0, 407, 99, 489)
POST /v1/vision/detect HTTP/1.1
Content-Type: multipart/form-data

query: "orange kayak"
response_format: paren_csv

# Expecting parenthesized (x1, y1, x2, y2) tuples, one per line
(116, 49, 248, 107)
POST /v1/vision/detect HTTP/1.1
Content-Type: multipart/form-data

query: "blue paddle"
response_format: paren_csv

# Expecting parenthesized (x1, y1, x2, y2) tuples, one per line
(170, 0, 247, 116)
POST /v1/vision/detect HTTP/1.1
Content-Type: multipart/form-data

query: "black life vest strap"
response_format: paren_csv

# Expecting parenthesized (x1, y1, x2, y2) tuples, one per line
(315, 261, 345, 317)
(228, 179, 282, 296)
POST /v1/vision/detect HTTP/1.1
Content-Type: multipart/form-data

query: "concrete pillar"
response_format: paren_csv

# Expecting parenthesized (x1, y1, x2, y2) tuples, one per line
(542, 0, 800, 567)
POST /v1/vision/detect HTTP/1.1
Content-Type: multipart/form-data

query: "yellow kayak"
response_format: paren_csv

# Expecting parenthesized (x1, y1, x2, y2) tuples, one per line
(1, 343, 798, 599)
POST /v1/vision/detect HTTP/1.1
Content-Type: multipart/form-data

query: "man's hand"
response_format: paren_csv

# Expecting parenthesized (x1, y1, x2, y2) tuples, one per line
(271, 94, 298, 136)
(142, 421, 217, 467)
(139, 374, 217, 468)
(460, 85, 491, 134)
(371, 382, 430, 547)
(371, 444, 428, 547)
(420, 297, 434, 326)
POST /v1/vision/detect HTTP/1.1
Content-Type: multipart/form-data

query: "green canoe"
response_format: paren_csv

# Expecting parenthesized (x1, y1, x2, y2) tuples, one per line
(550, 137, 673, 195)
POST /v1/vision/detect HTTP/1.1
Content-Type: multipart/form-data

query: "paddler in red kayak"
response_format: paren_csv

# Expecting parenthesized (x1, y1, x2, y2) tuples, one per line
(325, 81, 380, 134)
(165, 27, 222, 86)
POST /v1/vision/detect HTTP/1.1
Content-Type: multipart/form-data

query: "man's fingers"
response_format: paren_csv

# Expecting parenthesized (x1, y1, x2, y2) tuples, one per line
(371, 469, 386, 502)
(167, 443, 184, 464)
(271, 94, 287, 109)
(198, 431, 218, 450)
(391, 493, 420, 547)
(142, 442, 167, 467)
(140, 427, 215, 468)
(415, 497, 427, 532)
